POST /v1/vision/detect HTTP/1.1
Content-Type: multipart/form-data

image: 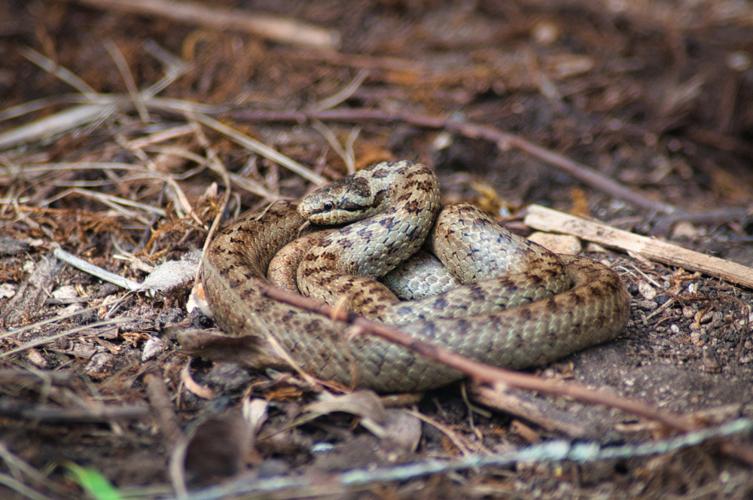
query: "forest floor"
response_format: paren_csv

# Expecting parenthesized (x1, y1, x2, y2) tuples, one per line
(1, 0, 753, 498)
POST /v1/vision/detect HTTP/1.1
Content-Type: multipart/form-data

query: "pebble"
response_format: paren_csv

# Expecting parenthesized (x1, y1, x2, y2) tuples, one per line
(84, 351, 115, 379)
(637, 281, 656, 300)
(141, 336, 166, 362)
(52, 285, 78, 300)
(0, 283, 16, 299)
(671, 221, 698, 239)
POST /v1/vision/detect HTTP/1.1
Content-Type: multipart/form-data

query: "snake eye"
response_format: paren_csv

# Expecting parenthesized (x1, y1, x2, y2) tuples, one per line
(322, 201, 334, 211)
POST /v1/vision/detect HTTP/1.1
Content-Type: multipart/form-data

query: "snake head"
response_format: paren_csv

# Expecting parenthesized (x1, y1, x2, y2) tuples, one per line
(298, 175, 378, 225)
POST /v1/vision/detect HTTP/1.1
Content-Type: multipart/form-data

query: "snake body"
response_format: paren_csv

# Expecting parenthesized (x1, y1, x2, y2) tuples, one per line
(201, 161, 630, 392)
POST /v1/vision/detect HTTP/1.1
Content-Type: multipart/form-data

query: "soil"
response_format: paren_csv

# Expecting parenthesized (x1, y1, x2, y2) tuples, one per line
(1, 0, 752, 498)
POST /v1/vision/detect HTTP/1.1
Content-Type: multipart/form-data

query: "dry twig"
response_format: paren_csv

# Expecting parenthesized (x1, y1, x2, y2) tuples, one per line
(525, 204, 753, 290)
(65, 0, 340, 49)
(260, 284, 690, 431)
(186, 418, 753, 499)
(231, 107, 677, 213)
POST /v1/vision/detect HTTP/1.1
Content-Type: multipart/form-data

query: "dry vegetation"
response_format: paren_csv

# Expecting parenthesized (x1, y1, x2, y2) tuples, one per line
(1, 0, 753, 498)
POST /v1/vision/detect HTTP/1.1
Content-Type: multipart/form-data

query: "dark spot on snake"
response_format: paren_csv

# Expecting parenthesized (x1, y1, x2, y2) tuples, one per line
(495, 233, 510, 244)
(546, 297, 558, 312)
(433, 297, 448, 310)
(404, 200, 421, 213)
(379, 217, 396, 229)
(350, 176, 371, 196)
(307, 319, 322, 333)
(469, 284, 485, 301)
(528, 274, 542, 286)
(456, 319, 470, 334)
(371, 168, 390, 179)
(397, 306, 413, 317)
(519, 308, 532, 321)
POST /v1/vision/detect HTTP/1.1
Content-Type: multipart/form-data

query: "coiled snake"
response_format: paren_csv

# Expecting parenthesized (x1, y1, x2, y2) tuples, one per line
(201, 161, 630, 392)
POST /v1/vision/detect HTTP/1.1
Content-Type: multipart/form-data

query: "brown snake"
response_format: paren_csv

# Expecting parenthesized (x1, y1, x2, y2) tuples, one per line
(201, 161, 630, 392)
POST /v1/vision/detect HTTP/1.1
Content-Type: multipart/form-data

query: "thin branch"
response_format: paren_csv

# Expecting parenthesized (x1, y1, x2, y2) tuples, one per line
(66, 0, 340, 49)
(192, 113, 326, 185)
(260, 283, 690, 432)
(308, 70, 370, 112)
(104, 40, 149, 122)
(0, 400, 149, 423)
(0, 317, 135, 359)
(186, 418, 753, 499)
(231, 107, 677, 214)
(53, 247, 141, 291)
(19, 47, 97, 98)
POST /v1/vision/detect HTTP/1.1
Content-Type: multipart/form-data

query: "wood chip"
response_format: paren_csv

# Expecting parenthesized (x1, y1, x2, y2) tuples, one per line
(525, 204, 753, 290)
(527, 232, 582, 255)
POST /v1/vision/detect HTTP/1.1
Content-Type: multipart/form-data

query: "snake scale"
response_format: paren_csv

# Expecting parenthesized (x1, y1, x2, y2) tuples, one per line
(201, 161, 630, 392)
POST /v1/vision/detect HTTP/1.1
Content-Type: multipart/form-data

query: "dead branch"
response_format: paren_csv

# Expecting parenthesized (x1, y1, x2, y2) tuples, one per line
(65, 0, 340, 49)
(186, 418, 753, 499)
(260, 283, 691, 432)
(525, 204, 753, 290)
(230, 107, 677, 214)
(0, 400, 149, 423)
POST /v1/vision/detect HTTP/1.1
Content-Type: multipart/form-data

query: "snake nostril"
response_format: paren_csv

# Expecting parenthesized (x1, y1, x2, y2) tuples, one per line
(323, 201, 334, 211)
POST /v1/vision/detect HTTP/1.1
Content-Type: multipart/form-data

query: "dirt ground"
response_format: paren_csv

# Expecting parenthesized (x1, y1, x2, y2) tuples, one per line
(1, 0, 753, 498)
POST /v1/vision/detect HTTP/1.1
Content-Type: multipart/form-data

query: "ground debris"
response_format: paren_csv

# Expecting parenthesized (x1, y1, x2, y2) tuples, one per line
(1, 1, 753, 498)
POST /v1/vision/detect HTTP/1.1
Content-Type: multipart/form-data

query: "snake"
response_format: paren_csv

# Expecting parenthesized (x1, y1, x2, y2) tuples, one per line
(200, 161, 630, 392)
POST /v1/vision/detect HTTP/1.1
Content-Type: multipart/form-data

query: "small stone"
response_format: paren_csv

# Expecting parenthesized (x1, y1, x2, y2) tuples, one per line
(26, 348, 48, 368)
(0, 283, 16, 299)
(532, 20, 559, 45)
(311, 442, 334, 454)
(682, 306, 695, 318)
(637, 281, 656, 300)
(698, 310, 714, 324)
(727, 51, 751, 72)
(670, 324, 680, 334)
(527, 232, 581, 255)
(52, 285, 78, 301)
(141, 336, 166, 362)
(671, 221, 698, 239)
(655, 294, 671, 305)
(85, 351, 115, 380)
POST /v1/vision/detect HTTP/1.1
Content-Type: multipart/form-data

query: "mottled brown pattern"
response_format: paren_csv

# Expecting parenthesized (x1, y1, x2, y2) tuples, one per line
(201, 161, 631, 392)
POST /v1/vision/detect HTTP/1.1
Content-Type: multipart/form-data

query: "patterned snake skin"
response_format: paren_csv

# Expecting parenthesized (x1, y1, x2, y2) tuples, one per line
(201, 161, 630, 392)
